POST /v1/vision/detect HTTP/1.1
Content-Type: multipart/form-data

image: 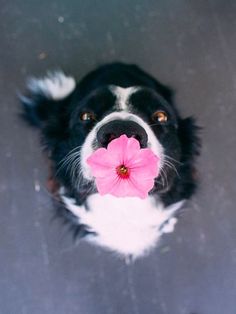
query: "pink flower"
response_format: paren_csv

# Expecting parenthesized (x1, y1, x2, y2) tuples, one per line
(86, 135, 160, 199)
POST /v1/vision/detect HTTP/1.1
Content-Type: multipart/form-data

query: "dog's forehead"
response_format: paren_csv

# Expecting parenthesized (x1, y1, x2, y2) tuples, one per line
(109, 85, 165, 112)
(109, 85, 140, 110)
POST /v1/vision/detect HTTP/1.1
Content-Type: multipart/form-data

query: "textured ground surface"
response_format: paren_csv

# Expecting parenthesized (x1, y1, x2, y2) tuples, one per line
(1, 1, 236, 313)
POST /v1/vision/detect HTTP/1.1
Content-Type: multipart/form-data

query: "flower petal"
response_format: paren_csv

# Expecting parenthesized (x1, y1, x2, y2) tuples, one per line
(128, 176, 155, 199)
(128, 149, 160, 178)
(95, 174, 120, 195)
(87, 148, 116, 177)
(107, 134, 140, 164)
(108, 178, 135, 198)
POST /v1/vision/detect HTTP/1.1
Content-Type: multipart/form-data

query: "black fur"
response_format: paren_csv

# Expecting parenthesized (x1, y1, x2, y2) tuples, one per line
(21, 62, 200, 235)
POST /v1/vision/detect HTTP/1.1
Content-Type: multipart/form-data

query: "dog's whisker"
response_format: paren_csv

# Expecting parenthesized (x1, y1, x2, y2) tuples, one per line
(57, 146, 82, 165)
(163, 154, 183, 165)
(57, 147, 82, 166)
(163, 160, 180, 178)
(159, 167, 168, 190)
(159, 172, 165, 188)
(73, 159, 83, 187)
(69, 156, 81, 184)
(56, 149, 82, 176)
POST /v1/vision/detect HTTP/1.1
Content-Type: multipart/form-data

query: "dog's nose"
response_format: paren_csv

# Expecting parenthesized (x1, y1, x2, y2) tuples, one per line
(97, 120, 148, 148)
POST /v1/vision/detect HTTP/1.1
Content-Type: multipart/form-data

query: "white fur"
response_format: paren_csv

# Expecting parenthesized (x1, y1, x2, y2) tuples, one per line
(27, 71, 76, 100)
(80, 110, 164, 180)
(61, 191, 184, 258)
(110, 86, 138, 110)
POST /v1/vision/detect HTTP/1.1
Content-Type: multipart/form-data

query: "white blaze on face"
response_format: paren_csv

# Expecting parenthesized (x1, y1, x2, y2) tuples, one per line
(80, 86, 164, 181)
(110, 85, 139, 110)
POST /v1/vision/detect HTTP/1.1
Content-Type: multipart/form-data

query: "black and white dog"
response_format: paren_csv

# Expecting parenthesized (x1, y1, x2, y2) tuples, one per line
(21, 63, 200, 258)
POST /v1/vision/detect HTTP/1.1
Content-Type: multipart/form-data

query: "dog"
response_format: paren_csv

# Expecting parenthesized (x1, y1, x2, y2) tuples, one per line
(21, 62, 200, 258)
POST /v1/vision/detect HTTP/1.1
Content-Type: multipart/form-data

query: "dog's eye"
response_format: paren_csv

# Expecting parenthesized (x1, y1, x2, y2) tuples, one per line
(152, 111, 168, 123)
(80, 112, 96, 121)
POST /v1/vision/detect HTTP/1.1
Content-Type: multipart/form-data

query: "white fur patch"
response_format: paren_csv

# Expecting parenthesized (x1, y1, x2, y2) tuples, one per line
(61, 191, 184, 258)
(27, 71, 76, 100)
(110, 86, 138, 110)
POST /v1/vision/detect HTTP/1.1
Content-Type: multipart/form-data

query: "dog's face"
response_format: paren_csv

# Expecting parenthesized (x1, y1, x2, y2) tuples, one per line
(68, 85, 181, 192)
(23, 66, 199, 203)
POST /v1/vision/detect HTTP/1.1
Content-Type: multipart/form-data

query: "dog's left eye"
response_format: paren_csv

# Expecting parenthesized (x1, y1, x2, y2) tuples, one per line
(80, 112, 96, 121)
(152, 111, 168, 123)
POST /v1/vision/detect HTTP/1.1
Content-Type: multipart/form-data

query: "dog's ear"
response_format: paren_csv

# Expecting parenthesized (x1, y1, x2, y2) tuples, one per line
(20, 71, 76, 151)
(178, 116, 201, 163)
(20, 71, 76, 128)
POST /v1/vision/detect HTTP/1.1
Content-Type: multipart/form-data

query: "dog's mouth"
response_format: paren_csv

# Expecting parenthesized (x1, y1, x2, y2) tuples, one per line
(80, 112, 164, 187)
(86, 134, 160, 198)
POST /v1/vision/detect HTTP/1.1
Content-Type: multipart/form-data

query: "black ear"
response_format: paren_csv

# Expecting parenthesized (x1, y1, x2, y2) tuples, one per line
(20, 71, 77, 154)
(20, 71, 76, 128)
(20, 93, 54, 127)
(178, 117, 201, 163)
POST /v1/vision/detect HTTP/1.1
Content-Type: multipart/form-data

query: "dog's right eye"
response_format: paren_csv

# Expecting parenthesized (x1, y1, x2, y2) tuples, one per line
(80, 112, 96, 121)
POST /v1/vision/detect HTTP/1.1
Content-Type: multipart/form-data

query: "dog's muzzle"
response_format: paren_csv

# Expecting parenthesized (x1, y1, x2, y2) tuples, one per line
(97, 120, 148, 148)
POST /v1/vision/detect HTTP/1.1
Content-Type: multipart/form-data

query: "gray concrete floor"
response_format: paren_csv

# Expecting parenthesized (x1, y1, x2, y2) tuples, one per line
(1, 1, 236, 313)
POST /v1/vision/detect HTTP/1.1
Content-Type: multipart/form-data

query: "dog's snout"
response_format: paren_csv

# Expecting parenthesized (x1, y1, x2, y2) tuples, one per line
(97, 120, 148, 148)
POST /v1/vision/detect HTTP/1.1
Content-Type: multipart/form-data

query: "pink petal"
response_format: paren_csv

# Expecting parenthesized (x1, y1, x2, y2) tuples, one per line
(95, 174, 120, 195)
(87, 148, 115, 177)
(107, 134, 140, 164)
(129, 175, 155, 199)
(109, 178, 136, 198)
(98, 176, 141, 198)
(128, 149, 160, 178)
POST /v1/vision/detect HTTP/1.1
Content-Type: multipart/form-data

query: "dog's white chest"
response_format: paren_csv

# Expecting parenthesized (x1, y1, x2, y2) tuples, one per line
(70, 194, 178, 257)
(62, 192, 182, 257)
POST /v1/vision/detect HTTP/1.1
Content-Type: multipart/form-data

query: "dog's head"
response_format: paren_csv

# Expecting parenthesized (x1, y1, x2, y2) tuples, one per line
(73, 86, 179, 183)
(22, 64, 200, 200)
